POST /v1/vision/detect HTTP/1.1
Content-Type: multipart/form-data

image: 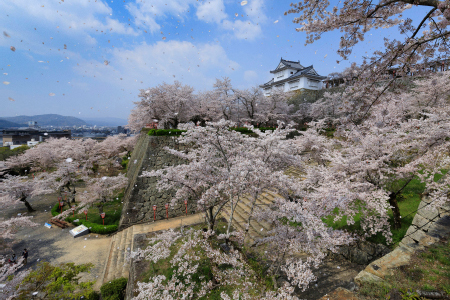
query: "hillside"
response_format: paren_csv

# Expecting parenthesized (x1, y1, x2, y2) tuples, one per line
(1, 114, 88, 127)
(0, 119, 24, 129)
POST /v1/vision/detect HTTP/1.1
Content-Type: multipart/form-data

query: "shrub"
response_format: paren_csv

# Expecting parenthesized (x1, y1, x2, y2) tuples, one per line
(65, 217, 118, 234)
(86, 291, 100, 300)
(147, 129, 186, 136)
(51, 203, 61, 217)
(100, 277, 128, 300)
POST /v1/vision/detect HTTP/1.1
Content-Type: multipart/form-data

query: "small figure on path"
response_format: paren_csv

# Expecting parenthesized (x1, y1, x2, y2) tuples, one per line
(9, 253, 16, 264)
(22, 249, 28, 265)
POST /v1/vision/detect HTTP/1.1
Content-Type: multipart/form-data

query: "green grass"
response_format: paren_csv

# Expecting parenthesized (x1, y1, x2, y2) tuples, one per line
(358, 239, 450, 298)
(52, 191, 124, 234)
(323, 170, 448, 247)
(323, 174, 432, 247)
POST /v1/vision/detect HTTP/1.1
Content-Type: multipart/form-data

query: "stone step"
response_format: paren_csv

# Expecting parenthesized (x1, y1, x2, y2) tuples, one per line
(222, 207, 262, 244)
(100, 235, 115, 286)
(120, 226, 134, 279)
(114, 227, 129, 279)
(105, 231, 122, 283)
(233, 201, 272, 232)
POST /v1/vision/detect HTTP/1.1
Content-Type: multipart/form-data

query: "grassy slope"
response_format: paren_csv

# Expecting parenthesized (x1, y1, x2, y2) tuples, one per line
(324, 171, 447, 248)
(359, 238, 450, 298)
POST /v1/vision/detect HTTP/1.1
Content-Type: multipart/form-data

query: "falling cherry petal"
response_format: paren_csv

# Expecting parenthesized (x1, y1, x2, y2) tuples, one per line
(8, 97, 15, 102)
(241, 0, 247, 5)
(3, 81, 10, 85)
(49, 93, 55, 96)
(162, 37, 166, 40)
(10, 46, 15, 52)
(235, 13, 238, 17)
(274, 20, 279, 23)
(3, 31, 10, 38)
(104, 60, 109, 65)
(324, 54, 328, 58)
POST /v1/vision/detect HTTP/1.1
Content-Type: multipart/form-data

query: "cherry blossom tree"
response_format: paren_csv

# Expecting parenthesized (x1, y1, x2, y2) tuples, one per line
(129, 81, 195, 130)
(213, 77, 237, 121)
(257, 88, 293, 126)
(129, 228, 300, 300)
(6, 138, 76, 172)
(234, 86, 263, 123)
(32, 161, 81, 204)
(286, 0, 450, 121)
(83, 174, 128, 213)
(189, 90, 222, 126)
(141, 120, 302, 235)
(0, 175, 36, 212)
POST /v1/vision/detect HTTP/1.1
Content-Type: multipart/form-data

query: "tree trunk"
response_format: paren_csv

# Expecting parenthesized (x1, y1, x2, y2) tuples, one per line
(21, 197, 35, 212)
(389, 193, 402, 230)
(208, 206, 215, 231)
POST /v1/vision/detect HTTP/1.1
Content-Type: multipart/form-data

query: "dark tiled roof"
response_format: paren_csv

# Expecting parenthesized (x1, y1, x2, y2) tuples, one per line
(270, 58, 304, 73)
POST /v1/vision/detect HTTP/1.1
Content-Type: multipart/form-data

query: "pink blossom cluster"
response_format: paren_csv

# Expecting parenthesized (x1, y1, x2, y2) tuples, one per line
(127, 78, 296, 131)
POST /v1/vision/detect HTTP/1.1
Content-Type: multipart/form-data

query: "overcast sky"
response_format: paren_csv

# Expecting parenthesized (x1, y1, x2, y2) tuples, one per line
(0, 0, 422, 120)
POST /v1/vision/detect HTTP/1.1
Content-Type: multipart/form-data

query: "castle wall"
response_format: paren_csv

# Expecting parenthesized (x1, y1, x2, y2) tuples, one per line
(119, 133, 197, 229)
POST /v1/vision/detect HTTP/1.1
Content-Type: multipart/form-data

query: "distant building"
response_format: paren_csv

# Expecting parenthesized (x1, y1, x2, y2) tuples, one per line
(2, 128, 71, 148)
(28, 121, 38, 128)
(117, 126, 128, 134)
(260, 58, 327, 96)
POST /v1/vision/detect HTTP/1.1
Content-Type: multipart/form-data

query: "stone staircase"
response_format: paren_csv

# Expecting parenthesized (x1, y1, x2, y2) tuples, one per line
(221, 166, 304, 245)
(101, 226, 134, 284)
(221, 191, 280, 245)
(98, 213, 204, 286)
(99, 167, 305, 286)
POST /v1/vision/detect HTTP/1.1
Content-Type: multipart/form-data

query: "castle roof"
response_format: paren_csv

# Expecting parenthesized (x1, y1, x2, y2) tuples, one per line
(261, 64, 327, 88)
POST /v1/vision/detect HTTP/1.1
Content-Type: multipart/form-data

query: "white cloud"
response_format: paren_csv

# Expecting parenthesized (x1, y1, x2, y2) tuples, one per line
(126, 0, 196, 33)
(0, 0, 136, 36)
(243, 0, 267, 23)
(219, 0, 267, 40)
(196, 0, 227, 24)
(222, 20, 262, 40)
(73, 40, 239, 91)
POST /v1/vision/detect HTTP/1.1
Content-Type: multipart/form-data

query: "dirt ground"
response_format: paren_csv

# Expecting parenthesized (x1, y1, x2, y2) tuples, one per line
(1, 191, 111, 288)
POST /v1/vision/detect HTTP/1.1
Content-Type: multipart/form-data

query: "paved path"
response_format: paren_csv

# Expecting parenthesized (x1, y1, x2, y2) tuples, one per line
(5, 193, 111, 288)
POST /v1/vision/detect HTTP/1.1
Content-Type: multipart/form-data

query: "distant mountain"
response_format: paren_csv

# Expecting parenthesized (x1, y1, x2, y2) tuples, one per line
(0, 119, 24, 129)
(1, 114, 88, 127)
(82, 117, 127, 127)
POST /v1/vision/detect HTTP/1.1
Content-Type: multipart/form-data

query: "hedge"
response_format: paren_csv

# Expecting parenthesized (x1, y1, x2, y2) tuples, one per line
(65, 216, 118, 235)
(52, 203, 118, 234)
(100, 277, 128, 300)
(147, 129, 186, 136)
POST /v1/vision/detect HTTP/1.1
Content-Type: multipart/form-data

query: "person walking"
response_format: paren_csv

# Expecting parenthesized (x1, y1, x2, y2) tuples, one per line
(22, 249, 28, 265)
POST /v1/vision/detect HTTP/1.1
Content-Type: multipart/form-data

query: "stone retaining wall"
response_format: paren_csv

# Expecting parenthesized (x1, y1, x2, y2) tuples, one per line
(119, 133, 196, 229)
(354, 196, 450, 285)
